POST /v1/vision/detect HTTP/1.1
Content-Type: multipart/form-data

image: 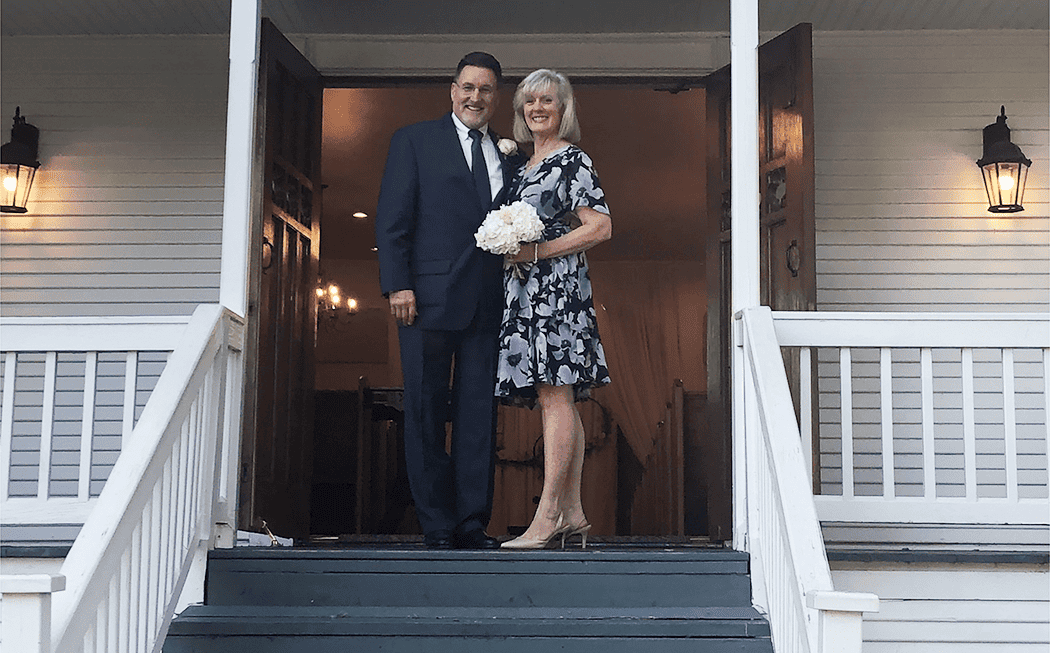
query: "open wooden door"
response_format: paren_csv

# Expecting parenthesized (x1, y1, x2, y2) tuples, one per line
(238, 19, 323, 540)
(703, 23, 816, 542)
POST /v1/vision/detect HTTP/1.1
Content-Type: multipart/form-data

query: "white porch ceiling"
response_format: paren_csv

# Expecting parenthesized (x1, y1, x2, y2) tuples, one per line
(2, 0, 1047, 36)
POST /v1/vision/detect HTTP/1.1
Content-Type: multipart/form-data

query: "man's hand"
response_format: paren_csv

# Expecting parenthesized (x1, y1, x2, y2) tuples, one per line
(388, 289, 417, 326)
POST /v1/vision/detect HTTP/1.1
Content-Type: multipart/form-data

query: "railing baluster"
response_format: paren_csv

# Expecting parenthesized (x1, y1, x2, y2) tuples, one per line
(840, 348, 854, 499)
(107, 571, 118, 652)
(800, 347, 813, 484)
(177, 421, 190, 552)
(121, 351, 138, 448)
(38, 351, 58, 499)
(118, 549, 130, 653)
(129, 522, 141, 652)
(1, 351, 17, 501)
(149, 486, 162, 641)
(79, 352, 98, 501)
(962, 348, 977, 500)
(94, 595, 105, 652)
(921, 347, 935, 499)
(185, 419, 199, 537)
(1003, 349, 1018, 502)
(880, 348, 894, 498)
(139, 500, 152, 653)
(161, 457, 173, 605)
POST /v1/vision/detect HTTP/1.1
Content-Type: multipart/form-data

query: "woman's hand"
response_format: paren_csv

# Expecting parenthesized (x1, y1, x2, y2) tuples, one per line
(504, 207, 611, 266)
(505, 242, 540, 265)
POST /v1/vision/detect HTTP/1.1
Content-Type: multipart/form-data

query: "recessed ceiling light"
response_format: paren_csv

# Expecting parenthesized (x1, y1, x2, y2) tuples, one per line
(353, 211, 368, 219)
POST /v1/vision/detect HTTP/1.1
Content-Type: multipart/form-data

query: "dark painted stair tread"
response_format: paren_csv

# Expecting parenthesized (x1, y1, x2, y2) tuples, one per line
(205, 548, 754, 608)
(208, 547, 750, 569)
(167, 547, 772, 652)
(165, 636, 773, 653)
(170, 605, 771, 638)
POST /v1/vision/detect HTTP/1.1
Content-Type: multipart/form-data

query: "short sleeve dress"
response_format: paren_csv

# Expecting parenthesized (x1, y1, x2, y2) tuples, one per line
(496, 144, 611, 407)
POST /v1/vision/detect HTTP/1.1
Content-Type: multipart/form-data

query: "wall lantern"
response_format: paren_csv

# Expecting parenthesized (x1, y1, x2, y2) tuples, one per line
(1, 107, 41, 214)
(976, 106, 1031, 213)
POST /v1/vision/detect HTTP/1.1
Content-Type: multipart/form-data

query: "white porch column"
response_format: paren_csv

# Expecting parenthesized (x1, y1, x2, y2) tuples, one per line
(730, 0, 761, 551)
(215, 0, 260, 547)
(219, 0, 262, 318)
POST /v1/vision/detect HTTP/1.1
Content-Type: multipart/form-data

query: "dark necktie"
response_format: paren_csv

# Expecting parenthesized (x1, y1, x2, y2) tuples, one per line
(469, 129, 492, 211)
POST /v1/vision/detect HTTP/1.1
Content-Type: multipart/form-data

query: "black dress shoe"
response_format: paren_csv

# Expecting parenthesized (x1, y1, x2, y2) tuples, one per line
(454, 529, 501, 550)
(424, 533, 454, 550)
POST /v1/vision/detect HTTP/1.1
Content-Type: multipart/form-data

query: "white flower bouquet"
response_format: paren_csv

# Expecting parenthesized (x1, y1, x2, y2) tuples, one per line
(474, 200, 544, 256)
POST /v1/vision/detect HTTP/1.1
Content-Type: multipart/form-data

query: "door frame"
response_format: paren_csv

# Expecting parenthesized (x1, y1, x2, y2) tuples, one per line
(217, 0, 775, 539)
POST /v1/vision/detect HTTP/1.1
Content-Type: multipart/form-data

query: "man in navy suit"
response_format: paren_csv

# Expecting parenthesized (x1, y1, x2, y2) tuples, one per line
(375, 52, 511, 549)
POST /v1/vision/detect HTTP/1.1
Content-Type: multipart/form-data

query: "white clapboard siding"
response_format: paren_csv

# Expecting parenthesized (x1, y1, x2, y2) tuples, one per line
(812, 30, 1050, 313)
(832, 566, 1050, 653)
(0, 35, 229, 317)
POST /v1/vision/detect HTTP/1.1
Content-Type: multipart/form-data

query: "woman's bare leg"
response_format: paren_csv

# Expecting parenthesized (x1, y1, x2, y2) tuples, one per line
(561, 406, 588, 528)
(516, 384, 576, 539)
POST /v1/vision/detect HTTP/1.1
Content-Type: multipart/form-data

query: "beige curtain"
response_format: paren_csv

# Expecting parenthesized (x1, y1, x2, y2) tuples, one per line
(589, 260, 703, 464)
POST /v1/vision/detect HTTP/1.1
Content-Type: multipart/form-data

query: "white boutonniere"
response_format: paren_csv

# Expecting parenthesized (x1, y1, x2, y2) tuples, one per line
(497, 138, 518, 156)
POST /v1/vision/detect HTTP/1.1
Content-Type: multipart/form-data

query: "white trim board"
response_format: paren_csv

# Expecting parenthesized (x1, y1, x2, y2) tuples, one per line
(287, 32, 730, 78)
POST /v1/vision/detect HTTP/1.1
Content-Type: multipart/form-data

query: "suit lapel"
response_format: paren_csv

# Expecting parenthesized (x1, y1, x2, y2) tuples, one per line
(441, 113, 473, 180)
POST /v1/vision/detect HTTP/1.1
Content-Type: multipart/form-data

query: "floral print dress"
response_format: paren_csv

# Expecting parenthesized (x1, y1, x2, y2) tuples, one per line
(496, 144, 611, 407)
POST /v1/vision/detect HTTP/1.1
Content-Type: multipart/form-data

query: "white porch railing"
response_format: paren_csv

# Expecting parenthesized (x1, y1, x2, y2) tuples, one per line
(772, 312, 1049, 527)
(1, 315, 189, 525)
(0, 305, 245, 653)
(737, 306, 878, 653)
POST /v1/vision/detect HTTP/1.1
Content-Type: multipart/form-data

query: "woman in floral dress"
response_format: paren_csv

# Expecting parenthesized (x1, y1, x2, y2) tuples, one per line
(498, 69, 612, 549)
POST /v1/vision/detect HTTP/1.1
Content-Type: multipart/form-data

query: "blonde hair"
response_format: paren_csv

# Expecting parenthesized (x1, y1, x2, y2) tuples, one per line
(512, 69, 581, 143)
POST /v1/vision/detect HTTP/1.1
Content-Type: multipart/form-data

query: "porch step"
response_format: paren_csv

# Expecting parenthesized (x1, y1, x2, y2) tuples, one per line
(164, 547, 773, 652)
(202, 547, 754, 608)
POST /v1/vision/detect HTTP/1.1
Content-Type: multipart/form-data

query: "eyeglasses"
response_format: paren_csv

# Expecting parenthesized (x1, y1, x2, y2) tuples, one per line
(455, 83, 495, 98)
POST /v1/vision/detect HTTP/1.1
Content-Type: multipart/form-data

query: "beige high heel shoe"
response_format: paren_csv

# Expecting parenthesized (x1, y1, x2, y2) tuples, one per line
(564, 520, 591, 549)
(501, 514, 570, 550)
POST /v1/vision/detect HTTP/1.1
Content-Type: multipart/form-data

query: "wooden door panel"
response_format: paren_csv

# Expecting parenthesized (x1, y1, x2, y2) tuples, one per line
(239, 19, 322, 540)
(703, 23, 816, 542)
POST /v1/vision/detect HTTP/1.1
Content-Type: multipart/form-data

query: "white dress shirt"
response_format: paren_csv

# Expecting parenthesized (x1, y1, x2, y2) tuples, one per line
(451, 113, 503, 203)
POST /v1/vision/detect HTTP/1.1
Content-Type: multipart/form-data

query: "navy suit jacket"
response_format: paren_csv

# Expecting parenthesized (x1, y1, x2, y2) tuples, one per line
(375, 114, 513, 331)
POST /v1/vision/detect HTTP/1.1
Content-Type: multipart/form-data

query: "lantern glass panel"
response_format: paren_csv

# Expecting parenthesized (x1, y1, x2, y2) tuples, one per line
(1, 162, 37, 213)
(981, 161, 1026, 213)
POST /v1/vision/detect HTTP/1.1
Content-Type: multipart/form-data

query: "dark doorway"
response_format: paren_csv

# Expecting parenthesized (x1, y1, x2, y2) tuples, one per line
(312, 82, 712, 540)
